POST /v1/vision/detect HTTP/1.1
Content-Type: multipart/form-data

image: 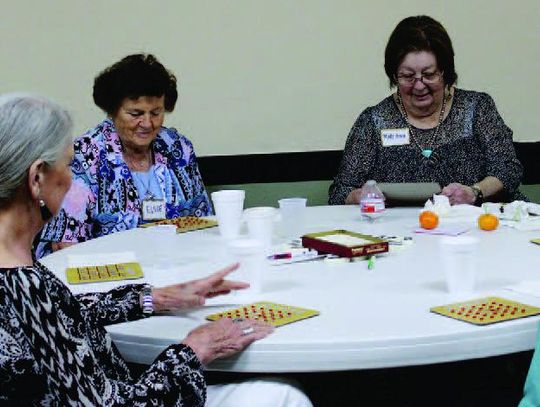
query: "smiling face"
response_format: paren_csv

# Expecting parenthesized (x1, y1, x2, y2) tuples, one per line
(396, 51, 445, 117)
(112, 95, 165, 152)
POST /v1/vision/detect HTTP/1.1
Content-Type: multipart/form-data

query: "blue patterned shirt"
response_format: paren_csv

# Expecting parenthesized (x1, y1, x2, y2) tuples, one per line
(37, 119, 212, 258)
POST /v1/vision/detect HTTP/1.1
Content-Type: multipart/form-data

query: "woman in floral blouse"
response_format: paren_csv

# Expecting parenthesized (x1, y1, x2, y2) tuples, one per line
(0, 93, 312, 406)
(37, 54, 213, 258)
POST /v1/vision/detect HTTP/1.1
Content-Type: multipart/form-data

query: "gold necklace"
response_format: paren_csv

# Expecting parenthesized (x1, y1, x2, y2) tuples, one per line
(396, 90, 449, 159)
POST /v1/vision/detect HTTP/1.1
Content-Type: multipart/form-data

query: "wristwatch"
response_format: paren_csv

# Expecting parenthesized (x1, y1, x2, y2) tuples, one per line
(470, 185, 484, 206)
(141, 284, 154, 315)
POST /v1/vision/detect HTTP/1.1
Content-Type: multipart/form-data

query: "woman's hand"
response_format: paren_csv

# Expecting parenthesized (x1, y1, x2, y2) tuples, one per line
(345, 188, 363, 204)
(151, 263, 248, 312)
(440, 183, 476, 205)
(182, 318, 274, 365)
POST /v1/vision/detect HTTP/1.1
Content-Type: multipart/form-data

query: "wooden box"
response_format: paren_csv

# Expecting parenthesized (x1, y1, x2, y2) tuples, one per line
(301, 230, 389, 258)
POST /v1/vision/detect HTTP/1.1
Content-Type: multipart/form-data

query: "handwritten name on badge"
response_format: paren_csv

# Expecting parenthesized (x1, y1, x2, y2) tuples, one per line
(142, 199, 166, 221)
(381, 128, 410, 147)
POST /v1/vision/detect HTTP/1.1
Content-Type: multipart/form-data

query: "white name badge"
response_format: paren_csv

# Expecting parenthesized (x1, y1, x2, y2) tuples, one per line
(381, 128, 410, 146)
(142, 199, 166, 221)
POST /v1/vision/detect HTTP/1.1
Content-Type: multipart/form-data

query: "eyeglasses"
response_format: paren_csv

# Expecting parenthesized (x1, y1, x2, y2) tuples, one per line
(396, 71, 443, 86)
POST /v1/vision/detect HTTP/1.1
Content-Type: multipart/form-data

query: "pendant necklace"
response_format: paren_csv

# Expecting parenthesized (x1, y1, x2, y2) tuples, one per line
(134, 169, 155, 200)
(396, 89, 448, 159)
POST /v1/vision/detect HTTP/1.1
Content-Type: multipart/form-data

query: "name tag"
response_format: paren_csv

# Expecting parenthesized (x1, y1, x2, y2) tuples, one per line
(381, 128, 410, 146)
(142, 199, 166, 221)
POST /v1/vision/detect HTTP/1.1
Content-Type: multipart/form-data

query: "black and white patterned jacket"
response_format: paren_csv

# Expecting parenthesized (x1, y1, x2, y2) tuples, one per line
(0, 263, 206, 406)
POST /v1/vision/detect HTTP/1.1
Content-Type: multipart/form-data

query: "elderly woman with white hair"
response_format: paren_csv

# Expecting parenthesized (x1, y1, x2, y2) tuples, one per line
(0, 94, 312, 406)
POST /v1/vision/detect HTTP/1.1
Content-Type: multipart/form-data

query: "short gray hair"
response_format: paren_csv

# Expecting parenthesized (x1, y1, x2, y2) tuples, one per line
(0, 93, 73, 204)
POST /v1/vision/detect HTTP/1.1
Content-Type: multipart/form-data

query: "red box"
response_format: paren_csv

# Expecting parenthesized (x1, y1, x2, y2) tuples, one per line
(301, 230, 389, 258)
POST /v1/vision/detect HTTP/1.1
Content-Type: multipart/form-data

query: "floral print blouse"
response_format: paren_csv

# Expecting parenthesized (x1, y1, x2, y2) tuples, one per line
(0, 262, 206, 406)
(37, 119, 212, 258)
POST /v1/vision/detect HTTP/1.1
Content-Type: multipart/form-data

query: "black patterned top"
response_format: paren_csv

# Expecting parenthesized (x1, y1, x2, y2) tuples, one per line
(329, 88, 525, 204)
(0, 263, 206, 406)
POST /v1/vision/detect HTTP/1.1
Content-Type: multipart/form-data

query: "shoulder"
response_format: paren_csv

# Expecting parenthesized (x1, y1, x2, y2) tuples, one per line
(157, 126, 194, 148)
(0, 266, 44, 294)
(350, 95, 397, 130)
(74, 119, 114, 151)
(154, 126, 197, 162)
(453, 88, 497, 108)
(359, 95, 395, 117)
(72, 119, 120, 172)
(361, 95, 395, 119)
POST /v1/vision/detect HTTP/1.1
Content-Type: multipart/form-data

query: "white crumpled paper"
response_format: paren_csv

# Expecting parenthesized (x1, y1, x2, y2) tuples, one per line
(499, 201, 540, 230)
(423, 194, 451, 216)
(422, 194, 482, 220)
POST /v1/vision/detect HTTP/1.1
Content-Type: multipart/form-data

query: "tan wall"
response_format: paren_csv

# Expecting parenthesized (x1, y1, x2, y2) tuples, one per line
(2, 0, 538, 155)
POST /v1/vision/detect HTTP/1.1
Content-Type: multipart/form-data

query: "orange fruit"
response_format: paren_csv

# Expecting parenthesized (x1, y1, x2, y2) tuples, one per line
(419, 210, 439, 230)
(478, 213, 499, 231)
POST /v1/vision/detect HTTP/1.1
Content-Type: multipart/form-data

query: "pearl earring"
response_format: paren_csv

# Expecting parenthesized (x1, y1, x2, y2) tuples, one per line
(39, 199, 53, 221)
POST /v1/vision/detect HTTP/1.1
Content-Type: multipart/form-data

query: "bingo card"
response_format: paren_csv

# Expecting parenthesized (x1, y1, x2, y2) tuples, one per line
(206, 302, 320, 327)
(142, 216, 218, 233)
(66, 262, 144, 284)
(431, 296, 540, 325)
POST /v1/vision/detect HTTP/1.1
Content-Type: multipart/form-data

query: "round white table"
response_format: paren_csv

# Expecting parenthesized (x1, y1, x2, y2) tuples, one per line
(40, 206, 540, 372)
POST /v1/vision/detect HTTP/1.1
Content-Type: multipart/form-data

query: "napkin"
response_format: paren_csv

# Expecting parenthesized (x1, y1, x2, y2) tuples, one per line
(499, 201, 540, 230)
(423, 194, 451, 216)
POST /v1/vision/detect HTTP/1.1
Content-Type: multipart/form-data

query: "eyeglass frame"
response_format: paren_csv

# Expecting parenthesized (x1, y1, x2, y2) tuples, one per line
(395, 71, 444, 86)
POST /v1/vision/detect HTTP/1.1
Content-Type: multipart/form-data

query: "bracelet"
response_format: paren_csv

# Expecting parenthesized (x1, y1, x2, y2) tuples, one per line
(470, 185, 484, 206)
(141, 285, 154, 315)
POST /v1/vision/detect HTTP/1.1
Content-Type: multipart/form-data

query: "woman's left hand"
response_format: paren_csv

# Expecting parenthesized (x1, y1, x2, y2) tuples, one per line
(151, 263, 248, 312)
(440, 182, 476, 205)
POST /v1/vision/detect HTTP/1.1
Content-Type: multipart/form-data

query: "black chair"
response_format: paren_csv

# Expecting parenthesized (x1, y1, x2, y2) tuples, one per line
(514, 141, 540, 185)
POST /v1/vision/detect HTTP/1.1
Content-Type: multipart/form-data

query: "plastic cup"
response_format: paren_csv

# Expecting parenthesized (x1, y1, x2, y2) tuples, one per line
(278, 198, 307, 238)
(211, 190, 245, 239)
(439, 236, 479, 295)
(244, 207, 277, 251)
(227, 239, 265, 294)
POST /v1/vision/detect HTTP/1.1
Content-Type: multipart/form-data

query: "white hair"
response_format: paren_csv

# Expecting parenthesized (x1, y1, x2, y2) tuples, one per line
(0, 93, 73, 204)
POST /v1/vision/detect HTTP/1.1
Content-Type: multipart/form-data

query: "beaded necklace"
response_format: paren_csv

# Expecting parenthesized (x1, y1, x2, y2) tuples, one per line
(396, 89, 449, 159)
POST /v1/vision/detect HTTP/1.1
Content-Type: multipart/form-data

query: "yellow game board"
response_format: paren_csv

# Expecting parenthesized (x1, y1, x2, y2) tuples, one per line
(431, 297, 540, 325)
(141, 216, 218, 233)
(66, 262, 144, 284)
(206, 302, 320, 327)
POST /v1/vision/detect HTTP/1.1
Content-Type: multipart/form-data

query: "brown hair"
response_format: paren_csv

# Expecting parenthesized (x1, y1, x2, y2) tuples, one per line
(93, 54, 178, 115)
(384, 16, 457, 87)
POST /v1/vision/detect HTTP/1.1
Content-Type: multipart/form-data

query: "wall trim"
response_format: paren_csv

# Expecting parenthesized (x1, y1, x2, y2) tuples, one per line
(198, 142, 540, 186)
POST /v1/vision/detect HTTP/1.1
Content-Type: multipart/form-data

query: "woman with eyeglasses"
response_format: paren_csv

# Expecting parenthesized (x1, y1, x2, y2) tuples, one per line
(329, 15, 525, 206)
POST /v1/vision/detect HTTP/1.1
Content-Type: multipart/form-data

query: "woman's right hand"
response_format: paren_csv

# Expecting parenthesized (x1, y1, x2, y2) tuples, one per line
(345, 188, 363, 204)
(181, 318, 274, 365)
